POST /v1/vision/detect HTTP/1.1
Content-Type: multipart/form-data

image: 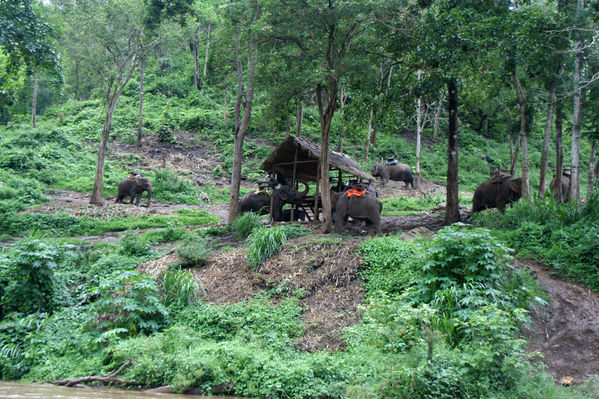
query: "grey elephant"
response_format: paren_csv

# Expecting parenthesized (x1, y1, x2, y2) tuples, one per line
(550, 172, 570, 203)
(472, 176, 522, 213)
(271, 181, 309, 221)
(371, 163, 414, 188)
(239, 191, 271, 215)
(115, 175, 152, 207)
(334, 184, 382, 235)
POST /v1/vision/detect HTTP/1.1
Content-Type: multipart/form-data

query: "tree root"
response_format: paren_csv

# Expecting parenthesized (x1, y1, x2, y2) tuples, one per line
(50, 359, 134, 387)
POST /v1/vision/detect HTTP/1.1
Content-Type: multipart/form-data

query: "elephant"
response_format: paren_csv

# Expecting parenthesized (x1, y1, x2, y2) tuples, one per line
(472, 176, 522, 213)
(371, 163, 414, 188)
(271, 181, 309, 221)
(334, 184, 382, 235)
(238, 181, 309, 221)
(115, 175, 152, 207)
(281, 208, 306, 221)
(239, 191, 271, 215)
(550, 172, 570, 203)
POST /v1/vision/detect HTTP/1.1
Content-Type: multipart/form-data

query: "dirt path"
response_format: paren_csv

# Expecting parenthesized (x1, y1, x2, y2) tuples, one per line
(519, 260, 599, 384)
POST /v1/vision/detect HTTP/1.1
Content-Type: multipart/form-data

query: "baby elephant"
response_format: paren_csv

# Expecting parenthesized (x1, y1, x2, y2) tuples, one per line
(115, 175, 152, 207)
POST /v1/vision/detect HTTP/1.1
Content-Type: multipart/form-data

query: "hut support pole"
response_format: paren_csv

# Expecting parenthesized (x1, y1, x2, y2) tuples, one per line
(314, 165, 320, 221)
(291, 146, 298, 221)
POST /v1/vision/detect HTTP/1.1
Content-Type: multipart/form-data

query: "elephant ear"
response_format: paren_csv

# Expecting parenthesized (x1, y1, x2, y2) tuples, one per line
(509, 178, 522, 193)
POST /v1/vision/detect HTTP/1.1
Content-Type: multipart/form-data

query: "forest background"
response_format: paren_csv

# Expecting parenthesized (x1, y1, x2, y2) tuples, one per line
(1, 0, 599, 398)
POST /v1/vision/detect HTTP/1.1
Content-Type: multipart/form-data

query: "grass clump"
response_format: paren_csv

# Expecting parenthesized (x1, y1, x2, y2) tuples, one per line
(230, 212, 263, 238)
(160, 267, 203, 307)
(245, 224, 309, 269)
(176, 238, 211, 267)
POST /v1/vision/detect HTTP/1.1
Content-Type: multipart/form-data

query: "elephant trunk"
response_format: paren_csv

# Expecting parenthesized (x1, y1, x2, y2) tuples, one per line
(295, 180, 309, 200)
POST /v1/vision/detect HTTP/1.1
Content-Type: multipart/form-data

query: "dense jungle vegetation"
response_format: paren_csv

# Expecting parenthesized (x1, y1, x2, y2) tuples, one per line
(1, 0, 599, 397)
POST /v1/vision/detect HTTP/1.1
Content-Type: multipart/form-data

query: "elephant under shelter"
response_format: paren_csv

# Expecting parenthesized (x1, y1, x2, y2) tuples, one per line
(257, 135, 376, 222)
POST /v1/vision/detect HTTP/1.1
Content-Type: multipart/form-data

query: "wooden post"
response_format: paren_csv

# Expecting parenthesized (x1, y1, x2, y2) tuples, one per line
(314, 164, 320, 221)
(291, 146, 298, 221)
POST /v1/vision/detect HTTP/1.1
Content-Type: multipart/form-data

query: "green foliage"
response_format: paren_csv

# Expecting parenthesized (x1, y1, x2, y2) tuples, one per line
(358, 237, 420, 295)
(0, 313, 44, 379)
(0, 239, 64, 316)
(86, 271, 168, 340)
(176, 238, 211, 267)
(119, 230, 153, 257)
(160, 267, 203, 307)
(230, 212, 263, 238)
(245, 224, 309, 269)
(419, 224, 512, 300)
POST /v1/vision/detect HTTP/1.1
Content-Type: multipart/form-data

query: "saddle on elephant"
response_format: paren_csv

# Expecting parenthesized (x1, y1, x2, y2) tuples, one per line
(489, 171, 512, 184)
(346, 182, 368, 198)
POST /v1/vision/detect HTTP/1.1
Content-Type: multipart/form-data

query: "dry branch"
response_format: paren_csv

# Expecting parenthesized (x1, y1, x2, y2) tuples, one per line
(51, 360, 133, 387)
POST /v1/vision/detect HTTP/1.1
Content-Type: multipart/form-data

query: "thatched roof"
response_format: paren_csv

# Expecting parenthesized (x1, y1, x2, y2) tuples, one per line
(261, 135, 374, 182)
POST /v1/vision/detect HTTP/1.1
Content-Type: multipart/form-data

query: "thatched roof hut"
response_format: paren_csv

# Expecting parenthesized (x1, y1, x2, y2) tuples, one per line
(260, 135, 374, 183)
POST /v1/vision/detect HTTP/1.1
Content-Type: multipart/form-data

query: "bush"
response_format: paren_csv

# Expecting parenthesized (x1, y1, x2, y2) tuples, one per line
(0, 239, 64, 316)
(86, 271, 167, 340)
(119, 230, 153, 257)
(160, 267, 203, 307)
(230, 212, 263, 238)
(245, 225, 309, 269)
(176, 238, 211, 267)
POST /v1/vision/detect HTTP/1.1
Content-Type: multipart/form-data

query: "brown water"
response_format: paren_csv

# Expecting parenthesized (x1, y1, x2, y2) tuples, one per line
(0, 382, 241, 399)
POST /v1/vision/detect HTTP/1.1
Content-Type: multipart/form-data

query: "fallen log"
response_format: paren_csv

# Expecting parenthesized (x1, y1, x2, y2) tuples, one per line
(51, 359, 133, 387)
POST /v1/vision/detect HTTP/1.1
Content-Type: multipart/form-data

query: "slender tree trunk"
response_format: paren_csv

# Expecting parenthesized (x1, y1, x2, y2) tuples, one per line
(200, 22, 211, 95)
(192, 30, 200, 91)
(555, 100, 564, 204)
(512, 68, 530, 198)
(75, 61, 80, 100)
(90, 96, 119, 205)
(137, 57, 145, 147)
(539, 73, 559, 197)
(445, 77, 460, 225)
(286, 117, 291, 137)
(296, 100, 303, 138)
(510, 136, 520, 176)
(432, 92, 443, 142)
(570, 0, 585, 201)
(587, 139, 597, 198)
(365, 107, 373, 161)
(31, 72, 38, 128)
(227, 33, 256, 224)
(337, 86, 346, 151)
(415, 90, 424, 189)
(317, 83, 336, 233)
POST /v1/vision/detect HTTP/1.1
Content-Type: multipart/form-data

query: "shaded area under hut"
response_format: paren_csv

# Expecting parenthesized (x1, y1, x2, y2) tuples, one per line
(261, 135, 374, 221)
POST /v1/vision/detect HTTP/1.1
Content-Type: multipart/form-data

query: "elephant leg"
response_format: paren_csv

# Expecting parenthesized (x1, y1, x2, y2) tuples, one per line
(128, 189, 136, 204)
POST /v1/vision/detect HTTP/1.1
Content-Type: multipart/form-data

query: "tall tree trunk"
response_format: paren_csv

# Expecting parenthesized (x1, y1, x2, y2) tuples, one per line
(317, 83, 337, 233)
(587, 139, 597, 198)
(415, 94, 424, 189)
(192, 30, 200, 91)
(296, 100, 303, 138)
(509, 136, 520, 176)
(200, 22, 211, 95)
(539, 72, 559, 197)
(364, 107, 373, 161)
(286, 117, 291, 137)
(512, 67, 530, 198)
(570, 0, 585, 202)
(555, 100, 564, 204)
(432, 92, 443, 142)
(137, 57, 145, 147)
(337, 86, 346, 151)
(227, 32, 256, 224)
(445, 77, 460, 225)
(90, 96, 119, 205)
(31, 72, 38, 128)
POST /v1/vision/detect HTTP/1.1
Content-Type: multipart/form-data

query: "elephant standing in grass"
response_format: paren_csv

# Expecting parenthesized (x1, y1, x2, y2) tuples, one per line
(115, 175, 152, 207)
(334, 184, 382, 235)
(239, 191, 270, 215)
(472, 176, 522, 213)
(371, 163, 414, 188)
(238, 181, 309, 221)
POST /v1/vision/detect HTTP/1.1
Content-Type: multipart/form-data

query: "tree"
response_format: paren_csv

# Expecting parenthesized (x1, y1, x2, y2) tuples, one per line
(58, 0, 155, 205)
(226, 0, 261, 224)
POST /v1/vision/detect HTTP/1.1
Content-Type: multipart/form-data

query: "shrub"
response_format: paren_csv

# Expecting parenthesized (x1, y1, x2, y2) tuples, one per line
(230, 212, 263, 238)
(119, 230, 153, 257)
(86, 271, 167, 340)
(160, 267, 203, 307)
(245, 225, 309, 269)
(176, 238, 211, 267)
(0, 239, 64, 316)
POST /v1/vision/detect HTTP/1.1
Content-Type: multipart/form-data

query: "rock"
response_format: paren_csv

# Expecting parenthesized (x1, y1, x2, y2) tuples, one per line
(145, 386, 174, 393)
(560, 376, 574, 386)
(400, 227, 433, 241)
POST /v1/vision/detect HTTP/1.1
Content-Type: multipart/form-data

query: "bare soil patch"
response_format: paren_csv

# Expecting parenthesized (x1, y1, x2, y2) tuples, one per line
(519, 260, 599, 384)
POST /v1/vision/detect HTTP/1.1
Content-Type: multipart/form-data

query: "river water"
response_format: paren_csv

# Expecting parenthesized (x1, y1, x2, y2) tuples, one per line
(0, 381, 243, 399)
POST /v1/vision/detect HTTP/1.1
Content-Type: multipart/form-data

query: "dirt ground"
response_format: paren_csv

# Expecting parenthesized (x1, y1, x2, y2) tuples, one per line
(18, 136, 599, 383)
